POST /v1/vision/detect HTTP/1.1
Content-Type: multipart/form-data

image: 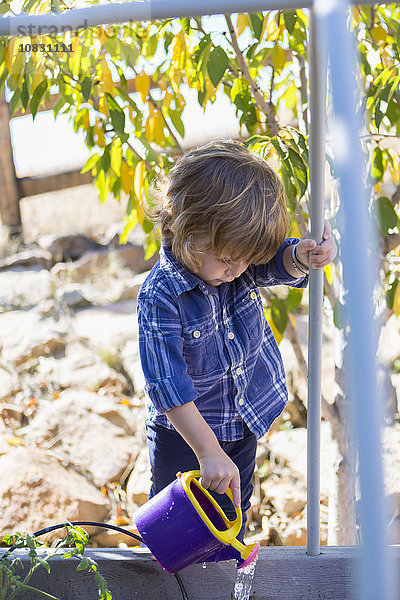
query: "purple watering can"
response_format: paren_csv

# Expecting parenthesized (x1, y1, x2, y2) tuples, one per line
(133, 470, 259, 574)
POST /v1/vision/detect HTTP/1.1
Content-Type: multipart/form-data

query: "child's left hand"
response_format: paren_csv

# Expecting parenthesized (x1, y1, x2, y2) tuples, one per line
(296, 220, 337, 270)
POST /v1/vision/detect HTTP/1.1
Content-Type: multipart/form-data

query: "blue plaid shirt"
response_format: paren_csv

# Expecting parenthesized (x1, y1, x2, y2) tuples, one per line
(137, 241, 308, 441)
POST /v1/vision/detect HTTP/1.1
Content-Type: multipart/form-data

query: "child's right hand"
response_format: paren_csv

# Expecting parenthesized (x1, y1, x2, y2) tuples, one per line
(198, 449, 241, 508)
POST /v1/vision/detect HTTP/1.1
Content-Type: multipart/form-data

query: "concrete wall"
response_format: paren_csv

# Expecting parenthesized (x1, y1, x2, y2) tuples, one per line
(11, 546, 400, 599)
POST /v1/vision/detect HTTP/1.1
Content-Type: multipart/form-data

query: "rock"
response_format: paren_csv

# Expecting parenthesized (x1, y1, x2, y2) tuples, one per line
(50, 250, 110, 281)
(119, 340, 145, 395)
(0, 248, 53, 271)
(55, 284, 93, 309)
(109, 244, 158, 273)
(0, 446, 110, 538)
(0, 365, 20, 400)
(40, 234, 105, 261)
(23, 390, 136, 487)
(0, 269, 52, 309)
(126, 447, 151, 510)
(13, 334, 67, 367)
(34, 342, 127, 393)
(71, 301, 137, 348)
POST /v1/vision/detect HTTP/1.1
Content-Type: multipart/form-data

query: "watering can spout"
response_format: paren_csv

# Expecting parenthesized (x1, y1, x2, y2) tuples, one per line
(202, 539, 259, 569)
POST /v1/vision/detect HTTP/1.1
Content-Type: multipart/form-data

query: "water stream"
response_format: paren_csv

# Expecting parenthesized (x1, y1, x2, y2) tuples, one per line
(233, 556, 258, 600)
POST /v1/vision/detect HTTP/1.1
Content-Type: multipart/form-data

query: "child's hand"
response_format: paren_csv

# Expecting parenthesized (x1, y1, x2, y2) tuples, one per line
(296, 220, 337, 270)
(198, 449, 241, 508)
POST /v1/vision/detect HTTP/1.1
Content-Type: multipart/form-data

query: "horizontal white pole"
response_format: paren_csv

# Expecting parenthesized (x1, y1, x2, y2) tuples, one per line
(0, 0, 382, 37)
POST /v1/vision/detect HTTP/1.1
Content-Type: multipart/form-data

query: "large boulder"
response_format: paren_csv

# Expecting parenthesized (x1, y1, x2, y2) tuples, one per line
(23, 390, 137, 487)
(0, 446, 110, 538)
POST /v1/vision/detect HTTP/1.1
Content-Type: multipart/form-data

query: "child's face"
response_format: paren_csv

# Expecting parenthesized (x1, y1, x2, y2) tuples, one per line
(193, 250, 248, 287)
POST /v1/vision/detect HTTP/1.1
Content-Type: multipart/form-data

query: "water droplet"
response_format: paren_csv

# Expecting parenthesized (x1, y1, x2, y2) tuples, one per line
(202, 562, 207, 569)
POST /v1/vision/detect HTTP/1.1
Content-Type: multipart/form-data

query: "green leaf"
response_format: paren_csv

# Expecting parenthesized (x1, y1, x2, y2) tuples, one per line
(81, 76, 92, 102)
(207, 46, 229, 88)
(333, 300, 345, 329)
(180, 17, 191, 34)
(9, 88, 21, 117)
(230, 77, 250, 110)
(285, 288, 303, 311)
(370, 146, 384, 182)
(168, 108, 185, 137)
(284, 11, 298, 34)
(373, 196, 399, 237)
(21, 76, 29, 110)
(288, 148, 308, 197)
(76, 558, 90, 571)
(100, 145, 111, 173)
(105, 93, 125, 135)
(30, 79, 48, 119)
(249, 13, 264, 41)
(271, 298, 288, 334)
(386, 278, 399, 310)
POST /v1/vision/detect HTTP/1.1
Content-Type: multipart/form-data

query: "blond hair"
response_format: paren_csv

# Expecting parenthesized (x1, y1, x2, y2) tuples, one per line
(148, 139, 290, 271)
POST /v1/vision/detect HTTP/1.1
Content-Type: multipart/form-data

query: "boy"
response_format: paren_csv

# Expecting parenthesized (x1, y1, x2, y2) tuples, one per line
(137, 140, 336, 538)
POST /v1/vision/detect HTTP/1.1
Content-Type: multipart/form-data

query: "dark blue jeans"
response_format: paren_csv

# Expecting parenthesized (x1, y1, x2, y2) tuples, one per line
(145, 419, 257, 542)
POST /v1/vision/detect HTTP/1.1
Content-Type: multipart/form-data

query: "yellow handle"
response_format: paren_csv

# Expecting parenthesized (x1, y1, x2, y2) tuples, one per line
(179, 470, 242, 544)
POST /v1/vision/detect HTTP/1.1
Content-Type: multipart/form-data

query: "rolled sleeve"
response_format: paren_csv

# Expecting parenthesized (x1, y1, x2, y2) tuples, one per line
(252, 238, 309, 288)
(138, 297, 198, 414)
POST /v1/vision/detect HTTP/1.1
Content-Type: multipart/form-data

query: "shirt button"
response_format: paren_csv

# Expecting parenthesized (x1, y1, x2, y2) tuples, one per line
(250, 291, 257, 300)
(238, 398, 244, 406)
(228, 332, 235, 340)
(236, 367, 242, 375)
(193, 330, 201, 338)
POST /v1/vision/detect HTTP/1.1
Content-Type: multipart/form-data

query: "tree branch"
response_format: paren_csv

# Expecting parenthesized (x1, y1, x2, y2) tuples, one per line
(224, 13, 279, 136)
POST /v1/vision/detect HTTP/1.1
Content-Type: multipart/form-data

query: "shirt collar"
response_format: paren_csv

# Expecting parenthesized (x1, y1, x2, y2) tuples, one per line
(160, 245, 211, 295)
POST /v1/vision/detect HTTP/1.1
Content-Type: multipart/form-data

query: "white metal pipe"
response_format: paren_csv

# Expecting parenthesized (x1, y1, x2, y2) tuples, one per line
(314, 0, 394, 598)
(306, 6, 326, 557)
(0, 0, 384, 37)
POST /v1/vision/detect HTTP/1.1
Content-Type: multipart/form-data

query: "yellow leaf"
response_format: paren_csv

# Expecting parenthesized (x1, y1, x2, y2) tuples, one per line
(388, 155, 400, 186)
(169, 68, 181, 95)
(171, 31, 186, 70)
(393, 284, 400, 316)
(236, 13, 248, 36)
(94, 119, 106, 147)
(135, 69, 150, 103)
(271, 45, 287, 71)
(134, 160, 146, 223)
(121, 160, 134, 194)
(265, 308, 283, 344)
(99, 94, 108, 117)
(5, 40, 15, 73)
(260, 15, 269, 41)
(5, 436, 24, 447)
(324, 263, 333, 285)
(39, 1, 50, 12)
(371, 25, 387, 43)
(98, 25, 108, 47)
(267, 19, 280, 41)
(162, 91, 173, 109)
(100, 56, 114, 94)
(201, 74, 217, 108)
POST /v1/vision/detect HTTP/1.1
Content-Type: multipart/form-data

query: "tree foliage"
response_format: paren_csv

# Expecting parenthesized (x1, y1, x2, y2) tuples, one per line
(1, 1, 400, 338)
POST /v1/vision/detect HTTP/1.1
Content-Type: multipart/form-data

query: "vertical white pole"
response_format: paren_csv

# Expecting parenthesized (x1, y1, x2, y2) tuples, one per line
(314, 0, 393, 598)
(306, 7, 326, 556)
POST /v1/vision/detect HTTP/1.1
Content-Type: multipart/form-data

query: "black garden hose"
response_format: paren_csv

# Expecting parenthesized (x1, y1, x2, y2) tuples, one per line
(1, 520, 189, 600)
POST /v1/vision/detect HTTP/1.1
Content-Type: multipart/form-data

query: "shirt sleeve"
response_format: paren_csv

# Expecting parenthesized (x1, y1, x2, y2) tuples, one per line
(137, 295, 198, 414)
(251, 237, 309, 288)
